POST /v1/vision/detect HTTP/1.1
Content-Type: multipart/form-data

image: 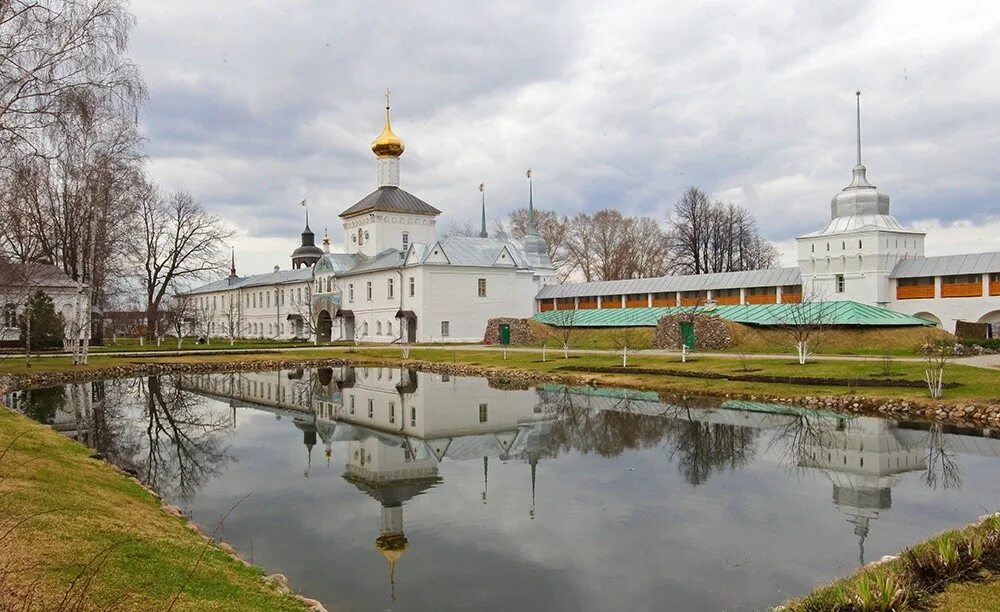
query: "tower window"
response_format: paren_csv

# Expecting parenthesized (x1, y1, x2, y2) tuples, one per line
(859, 240, 863, 249)
(348, 283, 354, 302)
(811, 244, 815, 253)
(402, 232, 409, 250)
(478, 278, 487, 297)
(409, 276, 415, 296)
(836, 274, 846, 293)
(357, 228, 363, 246)
(366, 281, 372, 301)
(368, 399, 374, 419)
(387, 278, 394, 299)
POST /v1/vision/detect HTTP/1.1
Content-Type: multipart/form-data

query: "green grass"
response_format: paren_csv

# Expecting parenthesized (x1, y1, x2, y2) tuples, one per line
(349, 347, 1000, 402)
(0, 408, 308, 611)
(784, 515, 1000, 611)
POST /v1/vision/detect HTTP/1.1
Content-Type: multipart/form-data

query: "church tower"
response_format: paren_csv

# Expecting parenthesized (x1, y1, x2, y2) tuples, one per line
(338, 91, 440, 257)
(796, 92, 925, 305)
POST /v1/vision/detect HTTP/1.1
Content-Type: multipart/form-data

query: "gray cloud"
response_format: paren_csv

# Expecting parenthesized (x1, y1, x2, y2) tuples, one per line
(130, 0, 1000, 272)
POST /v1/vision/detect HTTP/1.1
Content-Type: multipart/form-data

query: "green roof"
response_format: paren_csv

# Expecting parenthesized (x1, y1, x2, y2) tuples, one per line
(532, 301, 934, 328)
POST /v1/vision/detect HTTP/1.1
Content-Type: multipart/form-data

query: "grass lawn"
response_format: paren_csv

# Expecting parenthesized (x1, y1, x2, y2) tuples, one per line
(349, 347, 1000, 403)
(930, 573, 1000, 610)
(0, 408, 307, 611)
(1, 346, 996, 403)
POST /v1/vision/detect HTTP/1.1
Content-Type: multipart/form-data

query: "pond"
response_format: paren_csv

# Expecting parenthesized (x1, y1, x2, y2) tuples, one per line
(7, 366, 1000, 611)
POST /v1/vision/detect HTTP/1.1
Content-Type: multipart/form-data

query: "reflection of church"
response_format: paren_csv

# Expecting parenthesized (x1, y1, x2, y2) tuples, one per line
(183, 366, 555, 600)
(797, 416, 926, 565)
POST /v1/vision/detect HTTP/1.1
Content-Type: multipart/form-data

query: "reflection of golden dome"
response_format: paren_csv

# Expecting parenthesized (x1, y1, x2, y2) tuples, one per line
(371, 93, 404, 158)
(376, 533, 408, 600)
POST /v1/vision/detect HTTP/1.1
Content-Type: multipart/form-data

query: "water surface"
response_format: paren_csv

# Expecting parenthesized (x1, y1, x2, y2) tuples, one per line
(9, 367, 1000, 611)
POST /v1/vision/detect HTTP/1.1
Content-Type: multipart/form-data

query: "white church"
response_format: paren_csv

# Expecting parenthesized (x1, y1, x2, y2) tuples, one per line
(187, 93, 999, 340)
(184, 97, 557, 343)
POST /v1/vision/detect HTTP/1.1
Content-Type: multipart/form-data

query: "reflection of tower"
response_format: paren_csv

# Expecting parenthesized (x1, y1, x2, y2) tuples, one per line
(343, 433, 441, 603)
(482, 456, 488, 504)
(294, 417, 317, 478)
(798, 417, 925, 565)
(523, 422, 550, 520)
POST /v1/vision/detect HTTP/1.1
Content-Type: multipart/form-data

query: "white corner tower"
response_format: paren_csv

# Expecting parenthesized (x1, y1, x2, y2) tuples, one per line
(796, 92, 925, 305)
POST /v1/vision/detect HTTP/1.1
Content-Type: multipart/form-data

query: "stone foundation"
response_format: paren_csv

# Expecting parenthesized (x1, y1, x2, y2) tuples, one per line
(483, 318, 533, 345)
(651, 313, 732, 350)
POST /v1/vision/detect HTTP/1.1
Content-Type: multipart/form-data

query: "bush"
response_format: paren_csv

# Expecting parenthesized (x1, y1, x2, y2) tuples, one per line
(960, 338, 1000, 350)
(19, 291, 65, 350)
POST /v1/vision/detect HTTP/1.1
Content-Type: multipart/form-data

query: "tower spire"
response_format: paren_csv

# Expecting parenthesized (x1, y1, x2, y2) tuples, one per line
(229, 247, 237, 278)
(526, 168, 538, 236)
(478, 182, 488, 238)
(855, 90, 862, 167)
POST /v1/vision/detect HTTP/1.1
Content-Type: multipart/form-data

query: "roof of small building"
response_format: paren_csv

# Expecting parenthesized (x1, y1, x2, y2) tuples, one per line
(531, 301, 933, 327)
(535, 267, 802, 299)
(433, 236, 527, 268)
(0, 262, 79, 289)
(799, 213, 924, 237)
(890, 252, 1000, 278)
(339, 186, 441, 219)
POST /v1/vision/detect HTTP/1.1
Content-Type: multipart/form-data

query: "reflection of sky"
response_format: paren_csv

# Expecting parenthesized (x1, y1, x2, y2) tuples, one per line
(22, 376, 1000, 611)
(170, 401, 1000, 611)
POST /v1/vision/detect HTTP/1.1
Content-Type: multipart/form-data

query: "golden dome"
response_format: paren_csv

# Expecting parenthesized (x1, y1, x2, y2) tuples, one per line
(371, 90, 404, 158)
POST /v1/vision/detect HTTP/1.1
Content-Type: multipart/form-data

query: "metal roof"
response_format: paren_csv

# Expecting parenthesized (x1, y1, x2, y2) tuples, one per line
(535, 267, 802, 299)
(531, 301, 933, 327)
(184, 267, 313, 295)
(339, 186, 441, 218)
(0, 262, 79, 288)
(431, 236, 528, 268)
(890, 252, 1000, 279)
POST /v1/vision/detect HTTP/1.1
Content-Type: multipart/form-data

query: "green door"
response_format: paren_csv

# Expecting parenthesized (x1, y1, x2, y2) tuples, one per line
(679, 322, 695, 349)
(499, 324, 511, 345)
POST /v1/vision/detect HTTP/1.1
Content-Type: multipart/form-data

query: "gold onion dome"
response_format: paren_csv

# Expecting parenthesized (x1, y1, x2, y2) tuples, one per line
(371, 93, 404, 158)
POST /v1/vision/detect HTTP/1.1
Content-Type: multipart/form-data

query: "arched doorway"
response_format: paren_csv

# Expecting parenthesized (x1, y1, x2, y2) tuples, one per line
(913, 312, 942, 328)
(317, 310, 332, 343)
(979, 310, 1000, 338)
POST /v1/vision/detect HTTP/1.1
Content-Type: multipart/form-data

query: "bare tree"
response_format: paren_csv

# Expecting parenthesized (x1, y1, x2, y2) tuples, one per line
(542, 307, 577, 358)
(779, 293, 830, 365)
(609, 326, 643, 367)
(163, 294, 194, 349)
(135, 187, 233, 339)
(565, 210, 671, 281)
(219, 292, 245, 346)
(497, 207, 572, 280)
(667, 187, 777, 275)
(921, 333, 952, 399)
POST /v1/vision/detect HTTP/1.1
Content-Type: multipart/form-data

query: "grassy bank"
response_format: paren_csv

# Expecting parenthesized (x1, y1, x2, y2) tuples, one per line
(1, 345, 997, 403)
(782, 513, 1000, 611)
(0, 407, 308, 611)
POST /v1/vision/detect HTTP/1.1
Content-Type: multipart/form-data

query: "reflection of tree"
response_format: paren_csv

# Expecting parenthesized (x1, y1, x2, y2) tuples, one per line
(134, 375, 232, 503)
(540, 387, 758, 486)
(923, 424, 961, 490)
(667, 416, 758, 486)
(17, 386, 66, 424)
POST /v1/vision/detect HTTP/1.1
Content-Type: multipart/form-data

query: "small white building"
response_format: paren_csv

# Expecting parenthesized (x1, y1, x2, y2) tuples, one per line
(0, 262, 92, 345)
(185, 99, 556, 342)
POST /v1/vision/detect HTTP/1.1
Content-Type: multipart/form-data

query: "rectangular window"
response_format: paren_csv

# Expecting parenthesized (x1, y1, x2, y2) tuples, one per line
(389, 402, 395, 424)
(402, 232, 409, 251)
(3, 304, 17, 328)
(477, 278, 487, 297)
(368, 399, 374, 419)
(366, 281, 372, 301)
(350, 396, 355, 415)
(348, 284, 354, 302)
(388, 278, 394, 299)
(409, 276, 415, 297)
(411, 407, 416, 427)
(266, 292, 270, 307)
(836, 274, 845, 293)
(479, 403, 488, 423)
(441, 321, 449, 337)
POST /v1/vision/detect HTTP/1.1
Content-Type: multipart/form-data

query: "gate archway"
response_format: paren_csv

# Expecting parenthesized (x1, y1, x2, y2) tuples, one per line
(317, 310, 332, 343)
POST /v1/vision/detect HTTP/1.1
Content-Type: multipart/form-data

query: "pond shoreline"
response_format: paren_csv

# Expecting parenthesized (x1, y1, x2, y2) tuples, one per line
(1, 353, 998, 427)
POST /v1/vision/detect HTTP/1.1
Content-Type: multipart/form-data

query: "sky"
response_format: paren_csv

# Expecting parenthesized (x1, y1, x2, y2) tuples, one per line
(129, 0, 1000, 273)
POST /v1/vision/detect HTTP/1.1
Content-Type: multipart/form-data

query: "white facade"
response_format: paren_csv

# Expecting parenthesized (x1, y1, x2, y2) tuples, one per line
(0, 263, 92, 345)
(187, 103, 555, 343)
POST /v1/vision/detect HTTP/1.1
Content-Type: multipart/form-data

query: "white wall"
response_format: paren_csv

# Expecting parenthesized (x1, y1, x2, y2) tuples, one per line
(342, 211, 436, 258)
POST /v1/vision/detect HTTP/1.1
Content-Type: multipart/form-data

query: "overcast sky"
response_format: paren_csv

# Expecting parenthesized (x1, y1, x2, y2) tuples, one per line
(130, 0, 1000, 273)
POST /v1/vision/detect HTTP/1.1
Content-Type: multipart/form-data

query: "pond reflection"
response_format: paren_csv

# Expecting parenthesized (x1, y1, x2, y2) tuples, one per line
(6, 368, 998, 611)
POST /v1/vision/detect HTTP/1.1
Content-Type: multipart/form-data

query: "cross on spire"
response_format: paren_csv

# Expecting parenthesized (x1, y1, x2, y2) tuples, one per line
(855, 90, 863, 167)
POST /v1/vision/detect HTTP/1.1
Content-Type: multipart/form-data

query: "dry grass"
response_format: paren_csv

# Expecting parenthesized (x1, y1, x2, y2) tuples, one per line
(0, 408, 307, 611)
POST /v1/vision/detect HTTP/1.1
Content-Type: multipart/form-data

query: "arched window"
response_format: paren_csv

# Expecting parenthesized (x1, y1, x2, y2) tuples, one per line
(362, 321, 368, 336)
(376, 321, 382, 335)
(387, 321, 392, 336)
(357, 228, 363, 246)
